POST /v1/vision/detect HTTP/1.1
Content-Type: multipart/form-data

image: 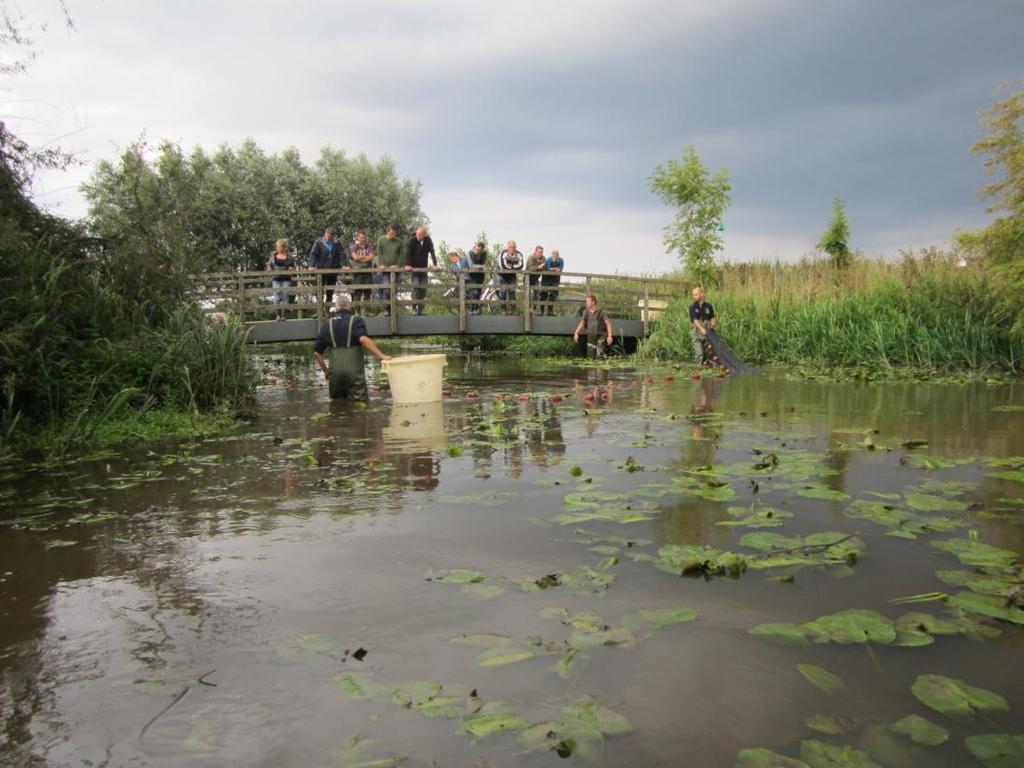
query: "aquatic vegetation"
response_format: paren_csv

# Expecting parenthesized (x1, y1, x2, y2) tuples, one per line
(910, 674, 1009, 719)
(736, 747, 811, 767)
(965, 733, 1024, 768)
(716, 505, 793, 529)
(888, 714, 948, 747)
(804, 715, 861, 736)
(798, 664, 847, 695)
(800, 740, 881, 767)
(931, 537, 1019, 569)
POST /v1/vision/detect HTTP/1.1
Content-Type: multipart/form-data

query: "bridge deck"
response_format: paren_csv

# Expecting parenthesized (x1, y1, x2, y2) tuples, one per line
(193, 268, 683, 344)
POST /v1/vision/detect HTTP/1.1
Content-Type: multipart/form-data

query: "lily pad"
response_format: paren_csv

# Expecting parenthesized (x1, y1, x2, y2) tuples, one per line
(910, 674, 1009, 719)
(335, 674, 391, 700)
(748, 622, 809, 645)
(655, 544, 748, 577)
(965, 733, 1024, 768)
(798, 664, 847, 695)
(931, 538, 1018, 570)
(427, 569, 484, 584)
(804, 715, 861, 736)
(797, 486, 851, 502)
(621, 607, 697, 628)
(457, 711, 529, 738)
(475, 644, 542, 668)
(800, 740, 881, 767)
(888, 714, 948, 747)
(947, 591, 1024, 625)
(802, 610, 896, 645)
(905, 493, 966, 513)
(736, 748, 810, 767)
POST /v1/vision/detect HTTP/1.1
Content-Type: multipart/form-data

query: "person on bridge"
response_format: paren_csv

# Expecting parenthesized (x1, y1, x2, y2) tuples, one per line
(526, 245, 547, 312)
(266, 238, 296, 320)
(574, 294, 614, 359)
(466, 241, 489, 314)
(308, 228, 348, 308)
(497, 240, 523, 315)
(313, 293, 391, 401)
(689, 286, 716, 365)
(375, 224, 404, 315)
(349, 229, 375, 311)
(541, 248, 563, 315)
(405, 226, 437, 315)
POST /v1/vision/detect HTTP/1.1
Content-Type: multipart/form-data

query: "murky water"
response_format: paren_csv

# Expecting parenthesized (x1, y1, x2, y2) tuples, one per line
(2, 355, 1023, 768)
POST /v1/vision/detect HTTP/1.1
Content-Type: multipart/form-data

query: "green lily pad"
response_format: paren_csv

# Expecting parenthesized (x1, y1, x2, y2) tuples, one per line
(736, 748, 810, 767)
(457, 712, 529, 738)
(335, 674, 390, 700)
(655, 544, 748, 577)
(802, 610, 896, 645)
(392, 681, 442, 708)
(621, 607, 697, 629)
(798, 664, 847, 695)
(804, 715, 861, 735)
(696, 483, 738, 502)
(947, 591, 1024, 625)
(475, 645, 541, 668)
(965, 733, 1024, 768)
(931, 538, 1018, 570)
(989, 469, 1024, 484)
(718, 506, 793, 528)
(905, 493, 966, 513)
(800, 740, 881, 767)
(888, 714, 948, 746)
(797, 486, 851, 502)
(910, 674, 1009, 719)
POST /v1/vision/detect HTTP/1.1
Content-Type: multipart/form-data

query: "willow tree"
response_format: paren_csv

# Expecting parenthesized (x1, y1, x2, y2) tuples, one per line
(959, 87, 1024, 336)
(818, 198, 852, 270)
(649, 146, 731, 287)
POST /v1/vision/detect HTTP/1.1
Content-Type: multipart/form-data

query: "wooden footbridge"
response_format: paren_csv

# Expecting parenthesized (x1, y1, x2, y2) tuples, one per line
(192, 268, 684, 344)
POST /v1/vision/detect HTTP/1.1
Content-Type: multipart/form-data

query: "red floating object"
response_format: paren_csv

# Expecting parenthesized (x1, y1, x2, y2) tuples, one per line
(518, 394, 530, 402)
(665, 375, 675, 382)
(690, 373, 701, 381)
(644, 377, 654, 384)
(442, 389, 452, 396)
(467, 391, 479, 398)
(550, 395, 562, 402)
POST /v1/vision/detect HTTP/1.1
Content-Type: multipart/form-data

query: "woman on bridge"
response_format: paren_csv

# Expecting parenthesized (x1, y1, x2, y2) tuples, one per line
(266, 239, 296, 320)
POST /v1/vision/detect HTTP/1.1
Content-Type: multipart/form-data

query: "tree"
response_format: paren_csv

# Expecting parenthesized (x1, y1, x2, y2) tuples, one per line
(84, 138, 426, 274)
(818, 198, 852, 270)
(649, 146, 731, 286)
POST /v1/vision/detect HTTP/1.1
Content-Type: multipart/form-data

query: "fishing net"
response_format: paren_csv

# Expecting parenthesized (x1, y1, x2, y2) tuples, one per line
(703, 329, 758, 374)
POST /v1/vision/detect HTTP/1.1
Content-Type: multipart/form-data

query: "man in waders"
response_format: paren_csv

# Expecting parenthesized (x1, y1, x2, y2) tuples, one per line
(313, 293, 390, 401)
(573, 294, 614, 359)
(689, 286, 716, 365)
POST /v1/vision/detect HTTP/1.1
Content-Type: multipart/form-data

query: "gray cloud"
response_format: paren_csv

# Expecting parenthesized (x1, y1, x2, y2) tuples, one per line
(6, 0, 1023, 271)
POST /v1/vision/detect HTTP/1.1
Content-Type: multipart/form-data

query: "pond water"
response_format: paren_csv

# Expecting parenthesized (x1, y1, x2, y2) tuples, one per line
(2, 355, 1023, 768)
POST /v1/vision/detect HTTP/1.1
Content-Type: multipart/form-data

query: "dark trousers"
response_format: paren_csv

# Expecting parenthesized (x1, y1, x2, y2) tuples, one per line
(411, 271, 428, 314)
(540, 276, 560, 315)
(499, 273, 517, 313)
(322, 273, 338, 306)
(352, 270, 373, 309)
(467, 272, 485, 312)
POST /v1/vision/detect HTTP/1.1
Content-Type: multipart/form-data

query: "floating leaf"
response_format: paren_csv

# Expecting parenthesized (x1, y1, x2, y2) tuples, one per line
(736, 748, 811, 767)
(989, 469, 1024, 484)
(931, 538, 1018, 570)
(475, 645, 541, 668)
(748, 623, 809, 645)
(655, 544, 748, 577)
(904, 493, 966, 513)
(450, 633, 511, 647)
(965, 733, 1024, 768)
(798, 664, 847, 695)
(446, 444, 463, 457)
(911, 674, 1009, 719)
(457, 712, 529, 738)
(335, 674, 390, 700)
(804, 715, 861, 735)
(947, 592, 1024, 626)
(802, 610, 896, 645)
(800, 740, 880, 767)
(888, 715, 948, 747)
(625, 607, 697, 628)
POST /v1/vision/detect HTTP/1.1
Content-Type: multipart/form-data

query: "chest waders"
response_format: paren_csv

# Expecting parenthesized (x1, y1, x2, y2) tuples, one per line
(585, 311, 607, 359)
(328, 315, 368, 401)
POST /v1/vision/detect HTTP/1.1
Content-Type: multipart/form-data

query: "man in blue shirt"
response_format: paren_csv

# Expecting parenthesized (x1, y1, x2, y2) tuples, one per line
(541, 249, 564, 315)
(308, 227, 349, 308)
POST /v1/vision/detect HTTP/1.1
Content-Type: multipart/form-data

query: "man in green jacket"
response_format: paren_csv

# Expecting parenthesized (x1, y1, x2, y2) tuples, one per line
(375, 224, 405, 315)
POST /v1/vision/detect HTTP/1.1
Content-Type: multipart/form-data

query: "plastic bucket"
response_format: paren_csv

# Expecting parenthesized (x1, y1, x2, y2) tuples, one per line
(380, 354, 447, 404)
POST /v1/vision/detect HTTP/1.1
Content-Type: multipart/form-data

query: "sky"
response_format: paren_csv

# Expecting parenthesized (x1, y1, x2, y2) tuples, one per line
(3, 0, 1023, 275)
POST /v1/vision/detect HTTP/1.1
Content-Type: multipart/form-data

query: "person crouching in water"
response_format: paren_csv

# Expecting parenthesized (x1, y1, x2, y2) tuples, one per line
(573, 294, 614, 359)
(313, 293, 391, 401)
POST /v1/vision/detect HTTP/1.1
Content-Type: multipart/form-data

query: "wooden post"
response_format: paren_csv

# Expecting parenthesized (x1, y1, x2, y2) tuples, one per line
(522, 272, 530, 332)
(237, 274, 245, 319)
(458, 274, 466, 333)
(390, 270, 397, 334)
(315, 272, 324, 324)
(642, 281, 650, 338)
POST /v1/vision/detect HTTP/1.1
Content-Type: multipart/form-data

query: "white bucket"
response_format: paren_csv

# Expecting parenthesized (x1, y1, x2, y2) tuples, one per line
(380, 354, 447, 404)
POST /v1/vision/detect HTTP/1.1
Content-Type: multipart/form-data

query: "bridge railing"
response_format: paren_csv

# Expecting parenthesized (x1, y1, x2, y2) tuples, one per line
(191, 268, 690, 334)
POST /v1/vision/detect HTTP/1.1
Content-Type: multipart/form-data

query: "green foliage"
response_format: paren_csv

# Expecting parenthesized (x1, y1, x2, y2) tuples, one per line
(638, 251, 1024, 372)
(959, 87, 1024, 336)
(84, 138, 425, 274)
(818, 198, 852, 270)
(0, 126, 256, 458)
(649, 146, 731, 287)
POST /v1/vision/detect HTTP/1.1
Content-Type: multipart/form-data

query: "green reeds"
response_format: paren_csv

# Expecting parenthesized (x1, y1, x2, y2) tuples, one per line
(639, 252, 1023, 374)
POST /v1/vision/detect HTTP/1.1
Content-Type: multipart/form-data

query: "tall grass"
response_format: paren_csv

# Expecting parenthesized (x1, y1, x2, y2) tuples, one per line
(639, 250, 1023, 373)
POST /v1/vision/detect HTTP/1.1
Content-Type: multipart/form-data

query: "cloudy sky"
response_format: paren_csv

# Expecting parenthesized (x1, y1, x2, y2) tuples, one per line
(4, 0, 1023, 274)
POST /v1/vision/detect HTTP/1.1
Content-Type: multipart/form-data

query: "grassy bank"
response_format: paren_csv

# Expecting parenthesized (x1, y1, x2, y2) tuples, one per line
(639, 250, 1023, 376)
